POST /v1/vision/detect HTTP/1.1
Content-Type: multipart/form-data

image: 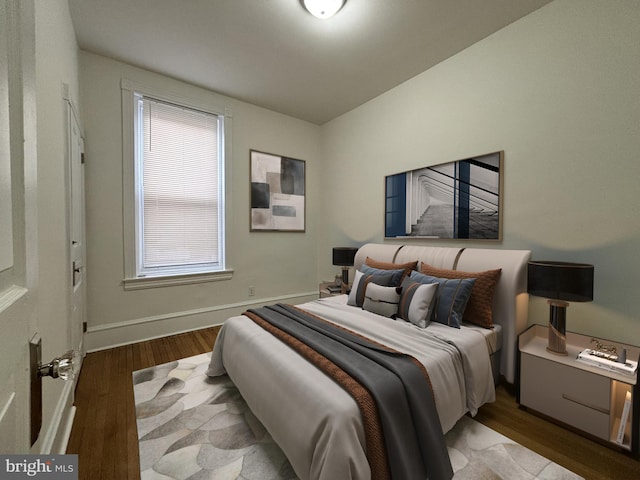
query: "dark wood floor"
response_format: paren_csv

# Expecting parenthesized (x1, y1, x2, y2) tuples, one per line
(476, 383, 640, 480)
(66, 327, 640, 480)
(66, 327, 221, 480)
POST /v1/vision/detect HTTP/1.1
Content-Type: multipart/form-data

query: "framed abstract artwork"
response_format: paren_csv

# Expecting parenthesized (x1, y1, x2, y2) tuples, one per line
(384, 151, 503, 240)
(250, 150, 306, 232)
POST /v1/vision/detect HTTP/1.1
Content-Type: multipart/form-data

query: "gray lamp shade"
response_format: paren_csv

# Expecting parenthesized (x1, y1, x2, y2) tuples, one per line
(332, 247, 358, 267)
(527, 261, 594, 302)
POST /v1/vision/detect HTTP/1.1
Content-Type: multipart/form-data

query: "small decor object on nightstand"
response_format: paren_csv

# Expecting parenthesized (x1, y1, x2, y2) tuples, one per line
(319, 281, 346, 298)
(577, 346, 638, 376)
(527, 261, 594, 355)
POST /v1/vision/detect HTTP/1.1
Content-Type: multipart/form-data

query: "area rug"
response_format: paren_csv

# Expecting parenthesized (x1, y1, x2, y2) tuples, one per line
(133, 353, 583, 480)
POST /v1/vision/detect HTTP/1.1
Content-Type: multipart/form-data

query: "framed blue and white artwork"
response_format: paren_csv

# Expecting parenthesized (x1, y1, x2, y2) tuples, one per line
(385, 151, 503, 240)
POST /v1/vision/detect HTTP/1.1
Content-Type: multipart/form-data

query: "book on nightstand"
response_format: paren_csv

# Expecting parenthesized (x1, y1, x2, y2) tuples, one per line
(616, 391, 632, 445)
(576, 349, 638, 376)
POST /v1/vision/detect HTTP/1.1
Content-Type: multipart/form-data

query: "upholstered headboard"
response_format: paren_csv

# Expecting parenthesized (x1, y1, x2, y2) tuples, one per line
(354, 243, 531, 383)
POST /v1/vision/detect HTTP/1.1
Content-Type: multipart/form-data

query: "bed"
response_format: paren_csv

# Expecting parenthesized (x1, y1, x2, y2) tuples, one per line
(207, 243, 531, 480)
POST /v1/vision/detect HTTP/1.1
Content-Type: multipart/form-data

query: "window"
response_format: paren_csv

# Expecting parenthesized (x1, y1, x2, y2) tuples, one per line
(122, 80, 232, 289)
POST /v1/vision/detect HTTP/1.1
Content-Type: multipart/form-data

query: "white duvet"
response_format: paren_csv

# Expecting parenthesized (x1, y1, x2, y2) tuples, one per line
(207, 295, 495, 480)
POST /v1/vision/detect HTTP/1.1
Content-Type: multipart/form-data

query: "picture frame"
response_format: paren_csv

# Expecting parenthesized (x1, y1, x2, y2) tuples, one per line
(250, 150, 306, 232)
(384, 151, 503, 240)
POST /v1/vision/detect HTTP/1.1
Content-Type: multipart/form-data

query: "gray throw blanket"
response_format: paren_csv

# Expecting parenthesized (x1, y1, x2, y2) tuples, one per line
(246, 303, 454, 480)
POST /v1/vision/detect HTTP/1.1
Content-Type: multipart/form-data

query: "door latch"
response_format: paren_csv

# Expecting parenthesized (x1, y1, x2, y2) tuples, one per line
(72, 260, 82, 287)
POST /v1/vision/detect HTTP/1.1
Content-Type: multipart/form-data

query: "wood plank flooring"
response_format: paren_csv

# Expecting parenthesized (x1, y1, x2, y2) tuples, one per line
(475, 383, 640, 480)
(66, 327, 220, 480)
(66, 327, 639, 480)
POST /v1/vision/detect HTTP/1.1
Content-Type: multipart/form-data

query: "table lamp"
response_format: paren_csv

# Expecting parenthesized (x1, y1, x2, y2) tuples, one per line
(332, 247, 358, 285)
(527, 260, 594, 355)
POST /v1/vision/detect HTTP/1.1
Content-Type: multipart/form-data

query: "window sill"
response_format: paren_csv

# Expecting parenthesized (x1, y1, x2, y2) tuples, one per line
(123, 269, 234, 291)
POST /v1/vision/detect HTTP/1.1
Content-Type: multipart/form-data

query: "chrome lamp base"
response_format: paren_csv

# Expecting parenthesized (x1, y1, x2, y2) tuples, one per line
(546, 299, 569, 356)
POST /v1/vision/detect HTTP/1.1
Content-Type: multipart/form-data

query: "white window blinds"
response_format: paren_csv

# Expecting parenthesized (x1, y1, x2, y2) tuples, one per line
(135, 95, 223, 275)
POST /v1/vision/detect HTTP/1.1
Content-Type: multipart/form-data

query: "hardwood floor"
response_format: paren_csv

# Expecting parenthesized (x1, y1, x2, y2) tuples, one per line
(66, 327, 221, 480)
(475, 383, 640, 480)
(66, 327, 639, 480)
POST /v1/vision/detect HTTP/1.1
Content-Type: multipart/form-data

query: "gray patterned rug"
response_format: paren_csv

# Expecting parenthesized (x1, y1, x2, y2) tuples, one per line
(133, 353, 583, 480)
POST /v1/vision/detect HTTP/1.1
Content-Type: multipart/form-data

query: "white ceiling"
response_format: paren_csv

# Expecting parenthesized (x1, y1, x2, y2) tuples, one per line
(68, 0, 552, 125)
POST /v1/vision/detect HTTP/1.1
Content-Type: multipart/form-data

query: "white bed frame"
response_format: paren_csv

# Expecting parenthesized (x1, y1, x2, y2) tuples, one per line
(353, 243, 531, 384)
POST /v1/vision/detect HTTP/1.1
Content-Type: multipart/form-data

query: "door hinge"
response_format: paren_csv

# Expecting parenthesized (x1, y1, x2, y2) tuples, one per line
(82, 321, 87, 333)
(81, 152, 85, 164)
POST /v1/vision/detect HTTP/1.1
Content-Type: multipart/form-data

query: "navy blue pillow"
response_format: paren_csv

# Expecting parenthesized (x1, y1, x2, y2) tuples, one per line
(409, 271, 476, 328)
(359, 265, 405, 286)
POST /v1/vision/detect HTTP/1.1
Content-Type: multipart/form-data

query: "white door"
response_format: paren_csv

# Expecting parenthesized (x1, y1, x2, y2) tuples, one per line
(0, 0, 39, 453)
(67, 101, 85, 355)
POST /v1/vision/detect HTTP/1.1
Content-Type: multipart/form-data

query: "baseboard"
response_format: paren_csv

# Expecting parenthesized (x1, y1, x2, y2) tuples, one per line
(85, 291, 318, 352)
(39, 379, 76, 454)
(58, 406, 76, 454)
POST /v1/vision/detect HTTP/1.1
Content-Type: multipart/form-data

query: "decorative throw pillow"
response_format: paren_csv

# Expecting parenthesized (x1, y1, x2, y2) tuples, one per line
(364, 257, 418, 282)
(409, 271, 476, 328)
(420, 263, 501, 328)
(397, 278, 439, 328)
(362, 283, 402, 319)
(359, 264, 405, 287)
(348, 269, 400, 308)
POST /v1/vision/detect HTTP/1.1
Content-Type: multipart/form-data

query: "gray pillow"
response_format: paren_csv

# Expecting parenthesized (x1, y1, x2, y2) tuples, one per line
(397, 278, 439, 328)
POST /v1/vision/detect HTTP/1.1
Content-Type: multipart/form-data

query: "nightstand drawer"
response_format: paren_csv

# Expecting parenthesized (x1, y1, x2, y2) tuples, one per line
(521, 353, 610, 439)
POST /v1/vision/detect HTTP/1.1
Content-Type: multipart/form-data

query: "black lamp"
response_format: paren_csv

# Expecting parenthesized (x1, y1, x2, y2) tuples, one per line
(527, 261, 594, 355)
(333, 247, 358, 285)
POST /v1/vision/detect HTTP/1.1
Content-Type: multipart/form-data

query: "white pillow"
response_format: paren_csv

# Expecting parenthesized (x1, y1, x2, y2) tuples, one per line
(397, 280, 439, 328)
(362, 283, 401, 318)
(347, 270, 364, 306)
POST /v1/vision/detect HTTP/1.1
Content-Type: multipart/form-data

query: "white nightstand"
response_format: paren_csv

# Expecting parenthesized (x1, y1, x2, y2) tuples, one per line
(518, 324, 639, 455)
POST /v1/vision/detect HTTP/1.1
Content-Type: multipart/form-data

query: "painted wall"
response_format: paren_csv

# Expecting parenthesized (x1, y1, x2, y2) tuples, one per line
(80, 0, 639, 350)
(34, 0, 80, 451)
(80, 52, 321, 350)
(319, 0, 640, 346)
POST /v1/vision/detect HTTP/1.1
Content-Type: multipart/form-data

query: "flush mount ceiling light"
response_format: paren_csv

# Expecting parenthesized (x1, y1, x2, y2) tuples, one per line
(303, 0, 346, 19)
